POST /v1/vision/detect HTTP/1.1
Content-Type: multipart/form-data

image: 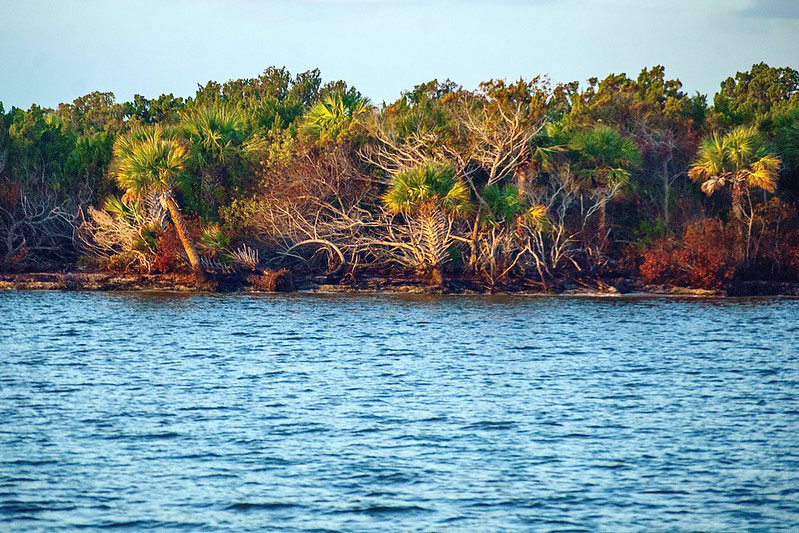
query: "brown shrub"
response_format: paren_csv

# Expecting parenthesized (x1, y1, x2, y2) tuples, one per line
(152, 229, 184, 273)
(639, 238, 679, 284)
(152, 220, 205, 274)
(640, 218, 736, 289)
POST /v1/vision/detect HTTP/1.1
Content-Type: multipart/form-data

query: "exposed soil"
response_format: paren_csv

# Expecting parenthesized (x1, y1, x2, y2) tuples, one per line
(2, 269, 798, 296)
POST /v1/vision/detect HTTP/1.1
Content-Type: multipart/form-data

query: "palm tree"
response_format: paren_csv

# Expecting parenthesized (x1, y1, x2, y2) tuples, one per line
(302, 91, 371, 143)
(383, 161, 472, 216)
(383, 161, 472, 285)
(179, 104, 248, 217)
(482, 184, 528, 225)
(568, 125, 641, 244)
(181, 103, 246, 168)
(689, 126, 780, 260)
(689, 126, 780, 218)
(111, 126, 207, 283)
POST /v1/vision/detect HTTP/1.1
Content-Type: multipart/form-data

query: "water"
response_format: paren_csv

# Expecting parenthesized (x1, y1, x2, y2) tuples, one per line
(1, 291, 798, 531)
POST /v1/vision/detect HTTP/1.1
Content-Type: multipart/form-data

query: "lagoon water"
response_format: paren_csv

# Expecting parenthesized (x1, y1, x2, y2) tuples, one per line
(1, 291, 798, 531)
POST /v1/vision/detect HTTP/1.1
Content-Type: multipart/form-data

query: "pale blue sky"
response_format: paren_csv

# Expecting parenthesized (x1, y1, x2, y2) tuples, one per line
(1, 0, 798, 109)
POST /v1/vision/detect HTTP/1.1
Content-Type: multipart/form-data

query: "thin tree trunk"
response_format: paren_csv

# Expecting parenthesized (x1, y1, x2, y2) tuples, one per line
(731, 185, 747, 262)
(468, 207, 481, 271)
(745, 191, 754, 264)
(599, 200, 607, 250)
(160, 193, 207, 284)
(663, 158, 670, 232)
(731, 186, 745, 223)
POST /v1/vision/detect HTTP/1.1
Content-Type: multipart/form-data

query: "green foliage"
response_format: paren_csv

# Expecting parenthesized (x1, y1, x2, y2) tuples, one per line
(2, 63, 799, 285)
(181, 104, 247, 168)
(633, 218, 668, 248)
(568, 125, 641, 189)
(772, 107, 799, 196)
(302, 90, 371, 143)
(689, 126, 780, 197)
(774, 108, 799, 166)
(199, 223, 231, 258)
(56, 91, 128, 135)
(482, 184, 527, 224)
(128, 93, 186, 126)
(111, 126, 187, 197)
(383, 80, 460, 138)
(566, 66, 700, 132)
(176, 103, 251, 217)
(383, 161, 472, 217)
(714, 63, 799, 127)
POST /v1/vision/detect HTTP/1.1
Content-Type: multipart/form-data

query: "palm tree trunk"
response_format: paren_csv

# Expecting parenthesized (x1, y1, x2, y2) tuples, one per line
(731, 186, 747, 262)
(745, 191, 755, 264)
(160, 193, 207, 283)
(731, 186, 745, 223)
(599, 200, 608, 250)
(429, 264, 444, 287)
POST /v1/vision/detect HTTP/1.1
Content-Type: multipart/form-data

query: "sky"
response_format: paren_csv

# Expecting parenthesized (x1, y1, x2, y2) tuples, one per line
(1, 0, 798, 110)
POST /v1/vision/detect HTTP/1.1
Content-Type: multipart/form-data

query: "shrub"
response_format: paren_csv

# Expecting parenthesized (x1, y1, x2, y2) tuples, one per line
(744, 198, 799, 280)
(152, 219, 204, 273)
(640, 218, 736, 289)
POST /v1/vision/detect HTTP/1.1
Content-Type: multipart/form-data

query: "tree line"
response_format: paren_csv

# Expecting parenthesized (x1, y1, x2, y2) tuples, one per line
(1, 63, 798, 290)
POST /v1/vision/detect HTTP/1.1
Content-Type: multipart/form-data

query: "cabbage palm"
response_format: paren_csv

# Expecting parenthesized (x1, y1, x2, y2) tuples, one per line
(689, 126, 780, 220)
(482, 184, 528, 225)
(384, 161, 472, 285)
(383, 161, 472, 217)
(111, 126, 206, 282)
(689, 126, 781, 260)
(179, 104, 248, 216)
(569, 125, 641, 241)
(302, 91, 371, 143)
(481, 184, 549, 229)
(180, 104, 246, 168)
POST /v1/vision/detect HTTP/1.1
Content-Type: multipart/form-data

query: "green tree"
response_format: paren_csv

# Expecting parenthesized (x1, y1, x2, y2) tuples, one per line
(127, 93, 186, 126)
(482, 184, 528, 225)
(56, 91, 129, 136)
(7, 106, 78, 191)
(772, 107, 799, 198)
(713, 63, 799, 127)
(568, 125, 641, 244)
(111, 126, 206, 282)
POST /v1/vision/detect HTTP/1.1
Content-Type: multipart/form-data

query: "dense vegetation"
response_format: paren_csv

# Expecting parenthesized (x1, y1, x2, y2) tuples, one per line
(2, 63, 798, 291)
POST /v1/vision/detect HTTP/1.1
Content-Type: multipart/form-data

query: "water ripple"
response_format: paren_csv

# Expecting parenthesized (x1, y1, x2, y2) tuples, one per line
(1, 292, 798, 531)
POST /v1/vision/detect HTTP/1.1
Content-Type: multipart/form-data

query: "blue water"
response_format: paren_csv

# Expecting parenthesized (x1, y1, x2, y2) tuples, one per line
(1, 291, 798, 531)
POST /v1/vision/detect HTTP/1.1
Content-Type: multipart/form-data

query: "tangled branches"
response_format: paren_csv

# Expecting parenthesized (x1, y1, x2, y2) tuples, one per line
(0, 185, 81, 269)
(77, 194, 167, 271)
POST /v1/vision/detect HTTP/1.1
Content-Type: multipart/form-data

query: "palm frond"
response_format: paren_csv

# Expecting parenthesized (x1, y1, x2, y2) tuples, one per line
(302, 90, 372, 142)
(690, 127, 781, 197)
(111, 126, 187, 197)
(384, 161, 471, 216)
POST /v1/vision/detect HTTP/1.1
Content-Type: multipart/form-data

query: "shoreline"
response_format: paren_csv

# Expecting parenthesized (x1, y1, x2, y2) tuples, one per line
(2, 271, 798, 298)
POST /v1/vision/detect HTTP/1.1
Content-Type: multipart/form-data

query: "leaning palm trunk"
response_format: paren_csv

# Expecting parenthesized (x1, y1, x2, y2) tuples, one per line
(159, 192, 207, 283)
